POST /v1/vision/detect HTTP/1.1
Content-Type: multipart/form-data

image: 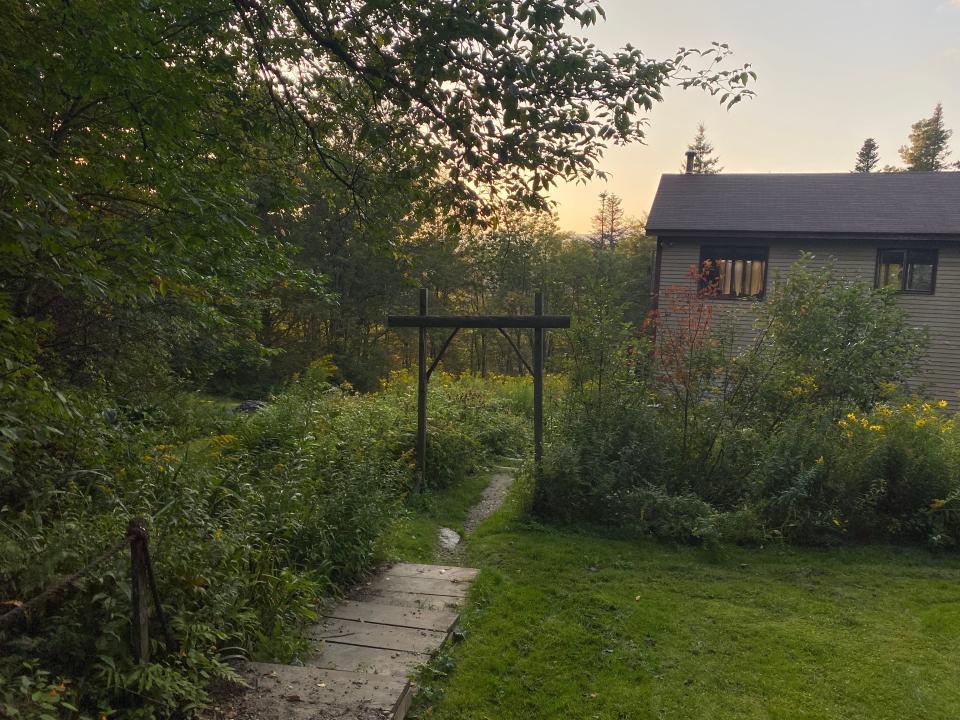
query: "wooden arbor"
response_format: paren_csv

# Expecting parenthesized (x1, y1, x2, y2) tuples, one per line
(388, 289, 570, 485)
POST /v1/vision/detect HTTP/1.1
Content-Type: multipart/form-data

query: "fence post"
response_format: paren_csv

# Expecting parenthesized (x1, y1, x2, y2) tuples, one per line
(128, 518, 150, 664)
(416, 288, 428, 489)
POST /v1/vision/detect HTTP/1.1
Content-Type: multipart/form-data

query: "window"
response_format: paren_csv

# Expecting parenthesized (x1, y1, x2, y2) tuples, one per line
(698, 246, 769, 299)
(876, 249, 937, 294)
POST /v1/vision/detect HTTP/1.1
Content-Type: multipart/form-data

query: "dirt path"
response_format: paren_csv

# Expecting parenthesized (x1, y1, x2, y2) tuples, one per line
(463, 469, 514, 534)
(436, 466, 515, 561)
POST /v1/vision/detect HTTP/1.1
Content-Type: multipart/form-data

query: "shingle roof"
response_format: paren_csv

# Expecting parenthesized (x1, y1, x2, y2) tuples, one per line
(646, 172, 960, 237)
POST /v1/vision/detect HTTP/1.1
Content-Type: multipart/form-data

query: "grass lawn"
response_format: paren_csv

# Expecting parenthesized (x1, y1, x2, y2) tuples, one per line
(407, 478, 960, 719)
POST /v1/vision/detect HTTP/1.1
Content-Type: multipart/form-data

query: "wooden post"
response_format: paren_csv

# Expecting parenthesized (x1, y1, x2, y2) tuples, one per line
(533, 291, 544, 466)
(416, 288, 428, 488)
(128, 518, 150, 664)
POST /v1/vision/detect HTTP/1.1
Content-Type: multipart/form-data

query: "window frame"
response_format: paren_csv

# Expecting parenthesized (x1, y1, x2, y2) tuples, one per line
(698, 245, 770, 300)
(874, 247, 938, 295)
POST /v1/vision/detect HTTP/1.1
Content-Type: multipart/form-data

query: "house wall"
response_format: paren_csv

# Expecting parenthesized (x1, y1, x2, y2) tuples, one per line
(655, 236, 960, 401)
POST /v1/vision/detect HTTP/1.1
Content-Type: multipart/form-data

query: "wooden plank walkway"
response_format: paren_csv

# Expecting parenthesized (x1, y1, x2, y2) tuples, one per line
(234, 563, 478, 720)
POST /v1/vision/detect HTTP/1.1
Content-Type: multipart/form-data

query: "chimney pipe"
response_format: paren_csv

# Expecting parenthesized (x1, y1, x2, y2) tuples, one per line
(685, 150, 697, 174)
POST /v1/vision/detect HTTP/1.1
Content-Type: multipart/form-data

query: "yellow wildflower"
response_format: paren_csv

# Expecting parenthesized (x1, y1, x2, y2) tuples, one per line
(815, 456, 825, 465)
(902, 403, 914, 413)
(838, 419, 849, 428)
(930, 499, 946, 510)
(846, 412, 857, 422)
(937, 400, 948, 409)
(877, 405, 893, 418)
(142, 454, 153, 462)
(915, 418, 927, 428)
(869, 425, 883, 432)
(213, 528, 223, 540)
(860, 418, 870, 429)
(921, 402, 932, 413)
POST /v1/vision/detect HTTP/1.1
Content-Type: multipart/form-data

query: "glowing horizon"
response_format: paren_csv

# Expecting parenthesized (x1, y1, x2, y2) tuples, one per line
(549, 0, 960, 233)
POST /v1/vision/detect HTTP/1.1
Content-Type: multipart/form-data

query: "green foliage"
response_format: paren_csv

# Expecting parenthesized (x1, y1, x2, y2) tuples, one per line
(755, 257, 925, 410)
(899, 103, 955, 171)
(0, 373, 527, 718)
(535, 259, 955, 546)
(854, 137, 881, 173)
(683, 123, 723, 174)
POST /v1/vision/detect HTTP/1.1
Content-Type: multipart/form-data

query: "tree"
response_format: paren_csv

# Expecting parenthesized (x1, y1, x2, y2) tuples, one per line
(590, 192, 627, 250)
(854, 138, 881, 173)
(899, 104, 954, 171)
(683, 123, 723, 174)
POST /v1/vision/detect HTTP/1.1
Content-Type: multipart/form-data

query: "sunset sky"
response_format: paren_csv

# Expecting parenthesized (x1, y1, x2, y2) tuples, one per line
(549, 0, 960, 233)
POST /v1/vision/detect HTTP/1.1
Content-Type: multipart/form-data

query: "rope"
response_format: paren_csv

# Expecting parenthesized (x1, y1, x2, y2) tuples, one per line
(1, 516, 180, 657)
(0, 533, 132, 631)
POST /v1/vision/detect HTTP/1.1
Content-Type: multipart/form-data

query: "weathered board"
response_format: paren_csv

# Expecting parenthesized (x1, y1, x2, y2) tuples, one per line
(309, 618, 448, 655)
(325, 600, 458, 632)
(383, 562, 480, 583)
(308, 642, 425, 676)
(362, 574, 471, 598)
(353, 589, 464, 611)
(239, 662, 410, 720)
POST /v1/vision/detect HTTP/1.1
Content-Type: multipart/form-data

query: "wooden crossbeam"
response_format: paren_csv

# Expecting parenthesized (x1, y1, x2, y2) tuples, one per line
(387, 315, 570, 329)
(390, 290, 569, 489)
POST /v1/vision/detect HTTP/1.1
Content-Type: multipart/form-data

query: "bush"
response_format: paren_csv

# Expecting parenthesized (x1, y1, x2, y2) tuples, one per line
(535, 258, 959, 548)
(0, 369, 528, 719)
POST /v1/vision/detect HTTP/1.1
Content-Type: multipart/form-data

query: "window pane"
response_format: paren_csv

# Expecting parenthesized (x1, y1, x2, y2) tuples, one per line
(878, 250, 904, 290)
(732, 259, 746, 296)
(748, 260, 764, 295)
(906, 263, 933, 292)
(699, 247, 768, 298)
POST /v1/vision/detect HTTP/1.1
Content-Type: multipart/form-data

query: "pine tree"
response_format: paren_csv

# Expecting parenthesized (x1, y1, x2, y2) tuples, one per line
(854, 138, 880, 173)
(682, 123, 723, 174)
(899, 103, 954, 171)
(590, 191, 626, 250)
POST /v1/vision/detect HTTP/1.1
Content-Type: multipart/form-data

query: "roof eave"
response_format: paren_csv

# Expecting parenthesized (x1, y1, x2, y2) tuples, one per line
(646, 228, 960, 242)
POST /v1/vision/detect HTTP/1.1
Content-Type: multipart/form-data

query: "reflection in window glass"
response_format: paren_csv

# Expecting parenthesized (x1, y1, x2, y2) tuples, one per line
(876, 249, 937, 294)
(698, 247, 768, 299)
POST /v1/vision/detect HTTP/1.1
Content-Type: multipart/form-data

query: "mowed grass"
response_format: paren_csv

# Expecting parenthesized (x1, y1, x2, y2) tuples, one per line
(411, 488, 960, 719)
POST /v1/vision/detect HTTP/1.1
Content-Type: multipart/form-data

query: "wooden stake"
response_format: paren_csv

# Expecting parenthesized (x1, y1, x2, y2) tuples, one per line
(534, 291, 544, 466)
(128, 518, 150, 664)
(416, 289, 428, 489)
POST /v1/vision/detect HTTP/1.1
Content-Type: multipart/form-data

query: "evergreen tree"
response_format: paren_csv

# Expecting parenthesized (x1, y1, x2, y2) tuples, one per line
(591, 192, 626, 249)
(682, 123, 723, 174)
(854, 138, 881, 173)
(899, 103, 954, 171)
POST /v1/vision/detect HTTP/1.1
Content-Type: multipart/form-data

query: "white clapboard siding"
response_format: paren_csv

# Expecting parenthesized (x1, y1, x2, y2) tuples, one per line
(656, 237, 960, 402)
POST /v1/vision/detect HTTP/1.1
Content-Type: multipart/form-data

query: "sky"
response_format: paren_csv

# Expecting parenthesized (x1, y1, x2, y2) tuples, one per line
(549, 0, 960, 233)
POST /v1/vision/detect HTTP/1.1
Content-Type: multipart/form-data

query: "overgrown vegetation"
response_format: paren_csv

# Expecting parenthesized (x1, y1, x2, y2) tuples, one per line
(0, 371, 528, 718)
(536, 258, 960, 546)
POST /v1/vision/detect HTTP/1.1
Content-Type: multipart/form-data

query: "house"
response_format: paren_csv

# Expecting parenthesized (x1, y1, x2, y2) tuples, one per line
(645, 165, 960, 400)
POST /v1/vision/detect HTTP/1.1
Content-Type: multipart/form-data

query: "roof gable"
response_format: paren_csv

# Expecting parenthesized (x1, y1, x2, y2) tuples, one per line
(646, 172, 960, 237)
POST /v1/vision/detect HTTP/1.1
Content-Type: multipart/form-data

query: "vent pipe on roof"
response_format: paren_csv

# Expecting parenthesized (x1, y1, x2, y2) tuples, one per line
(685, 150, 697, 175)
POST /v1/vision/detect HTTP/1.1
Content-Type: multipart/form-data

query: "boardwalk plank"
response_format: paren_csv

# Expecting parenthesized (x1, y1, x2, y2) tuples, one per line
(308, 642, 425, 676)
(310, 618, 449, 654)
(325, 600, 458, 632)
(240, 662, 409, 719)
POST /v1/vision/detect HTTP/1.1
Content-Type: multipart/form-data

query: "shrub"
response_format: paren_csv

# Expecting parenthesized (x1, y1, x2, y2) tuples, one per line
(0, 371, 527, 718)
(534, 258, 958, 548)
